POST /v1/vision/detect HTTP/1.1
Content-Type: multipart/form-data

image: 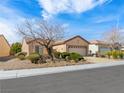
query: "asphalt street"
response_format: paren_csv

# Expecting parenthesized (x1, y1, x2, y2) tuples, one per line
(1, 65, 124, 93)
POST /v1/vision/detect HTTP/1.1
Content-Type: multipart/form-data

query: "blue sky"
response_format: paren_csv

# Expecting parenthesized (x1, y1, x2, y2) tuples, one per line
(0, 0, 124, 43)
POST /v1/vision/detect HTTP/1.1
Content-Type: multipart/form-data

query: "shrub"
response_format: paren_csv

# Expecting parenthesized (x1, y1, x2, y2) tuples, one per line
(106, 50, 124, 59)
(16, 52, 27, 60)
(69, 52, 83, 62)
(27, 53, 40, 64)
(112, 51, 118, 59)
(54, 52, 61, 59)
(106, 51, 112, 58)
(18, 55, 25, 60)
(118, 52, 124, 59)
(10, 42, 22, 55)
(16, 52, 27, 57)
(61, 52, 70, 59)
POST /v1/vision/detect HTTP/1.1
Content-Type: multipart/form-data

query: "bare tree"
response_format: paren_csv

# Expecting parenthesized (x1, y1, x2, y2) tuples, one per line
(103, 28, 124, 50)
(17, 19, 65, 60)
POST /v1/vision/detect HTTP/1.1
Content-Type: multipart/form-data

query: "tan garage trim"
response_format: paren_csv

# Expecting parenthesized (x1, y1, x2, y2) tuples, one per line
(68, 45, 87, 48)
(54, 35, 89, 46)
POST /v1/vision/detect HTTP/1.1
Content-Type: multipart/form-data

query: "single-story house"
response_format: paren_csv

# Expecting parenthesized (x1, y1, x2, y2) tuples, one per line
(22, 36, 89, 56)
(0, 35, 10, 57)
(53, 36, 89, 56)
(89, 40, 111, 55)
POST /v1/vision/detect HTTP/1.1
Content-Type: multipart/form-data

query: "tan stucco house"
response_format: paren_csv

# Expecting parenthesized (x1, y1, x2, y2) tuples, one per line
(53, 36, 89, 56)
(22, 36, 89, 56)
(0, 35, 10, 57)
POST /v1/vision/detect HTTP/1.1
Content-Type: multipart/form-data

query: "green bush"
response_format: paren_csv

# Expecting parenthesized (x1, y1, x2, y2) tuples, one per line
(69, 52, 84, 62)
(57, 52, 84, 62)
(16, 52, 27, 60)
(61, 52, 70, 59)
(10, 42, 22, 55)
(106, 51, 124, 59)
(112, 51, 119, 59)
(106, 51, 112, 58)
(16, 52, 27, 57)
(18, 55, 25, 60)
(118, 52, 124, 59)
(54, 52, 61, 59)
(27, 53, 40, 64)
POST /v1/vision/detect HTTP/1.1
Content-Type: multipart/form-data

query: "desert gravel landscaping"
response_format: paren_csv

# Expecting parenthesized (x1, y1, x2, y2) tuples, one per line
(0, 57, 124, 70)
(0, 58, 91, 70)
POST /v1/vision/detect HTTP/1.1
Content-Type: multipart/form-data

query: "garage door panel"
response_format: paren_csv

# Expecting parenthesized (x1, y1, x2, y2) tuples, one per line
(68, 47, 87, 56)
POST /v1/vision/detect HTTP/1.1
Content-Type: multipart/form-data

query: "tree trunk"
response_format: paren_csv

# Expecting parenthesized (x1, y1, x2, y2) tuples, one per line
(46, 47, 54, 61)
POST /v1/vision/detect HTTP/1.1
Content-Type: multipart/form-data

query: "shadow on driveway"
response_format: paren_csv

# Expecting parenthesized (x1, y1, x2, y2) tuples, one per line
(0, 56, 15, 62)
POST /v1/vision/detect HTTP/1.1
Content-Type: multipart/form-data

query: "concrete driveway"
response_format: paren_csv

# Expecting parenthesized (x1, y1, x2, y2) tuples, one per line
(84, 57, 124, 63)
(1, 65, 124, 93)
(0, 56, 15, 62)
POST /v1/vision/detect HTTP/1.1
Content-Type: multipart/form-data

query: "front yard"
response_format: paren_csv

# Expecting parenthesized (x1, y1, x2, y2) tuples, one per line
(0, 56, 124, 70)
(0, 58, 90, 70)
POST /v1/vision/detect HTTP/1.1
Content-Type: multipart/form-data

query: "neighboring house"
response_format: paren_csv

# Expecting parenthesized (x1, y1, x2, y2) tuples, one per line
(53, 36, 89, 56)
(89, 40, 111, 55)
(0, 35, 10, 57)
(121, 46, 124, 52)
(22, 38, 48, 56)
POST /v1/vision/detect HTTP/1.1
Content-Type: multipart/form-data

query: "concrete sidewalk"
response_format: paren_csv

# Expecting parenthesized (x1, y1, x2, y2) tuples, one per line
(0, 61, 124, 80)
(1, 64, 124, 93)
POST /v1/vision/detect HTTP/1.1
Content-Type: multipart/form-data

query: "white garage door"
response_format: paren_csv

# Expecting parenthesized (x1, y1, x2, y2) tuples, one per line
(68, 46, 87, 56)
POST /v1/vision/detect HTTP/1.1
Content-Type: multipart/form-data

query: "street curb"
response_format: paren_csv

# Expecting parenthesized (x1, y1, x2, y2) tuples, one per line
(0, 62, 124, 80)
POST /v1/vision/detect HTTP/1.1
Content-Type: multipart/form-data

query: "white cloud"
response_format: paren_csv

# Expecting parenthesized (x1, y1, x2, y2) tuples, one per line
(0, 5, 24, 43)
(38, 0, 112, 20)
(94, 15, 117, 23)
(0, 21, 16, 44)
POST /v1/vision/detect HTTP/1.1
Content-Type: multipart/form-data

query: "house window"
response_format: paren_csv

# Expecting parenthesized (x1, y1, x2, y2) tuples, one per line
(35, 45, 43, 54)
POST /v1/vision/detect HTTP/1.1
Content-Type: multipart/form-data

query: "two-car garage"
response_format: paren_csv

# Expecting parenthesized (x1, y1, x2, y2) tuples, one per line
(53, 36, 89, 56)
(68, 45, 87, 56)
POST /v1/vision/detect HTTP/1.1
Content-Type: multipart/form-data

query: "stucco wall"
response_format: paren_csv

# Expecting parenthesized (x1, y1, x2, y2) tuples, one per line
(28, 41, 48, 55)
(121, 46, 124, 51)
(66, 37, 89, 46)
(53, 44, 66, 52)
(22, 39, 29, 56)
(89, 44, 99, 54)
(89, 44, 110, 54)
(0, 36, 10, 57)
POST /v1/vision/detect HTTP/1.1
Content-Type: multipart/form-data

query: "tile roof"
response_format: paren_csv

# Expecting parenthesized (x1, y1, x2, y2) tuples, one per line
(90, 40, 106, 45)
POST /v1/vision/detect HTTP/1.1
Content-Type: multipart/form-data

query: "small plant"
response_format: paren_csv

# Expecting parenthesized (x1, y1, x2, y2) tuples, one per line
(18, 55, 25, 60)
(27, 53, 40, 64)
(106, 51, 112, 58)
(16, 52, 27, 60)
(54, 52, 61, 59)
(118, 52, 124, 59)
(69, 52, 83, 62)
(10, 42, 22, 55)
(112, 50, 118, 59)
(16, 52, 27, 57)
(61, 52, 70, 59)
(106, 50, 124, 59)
